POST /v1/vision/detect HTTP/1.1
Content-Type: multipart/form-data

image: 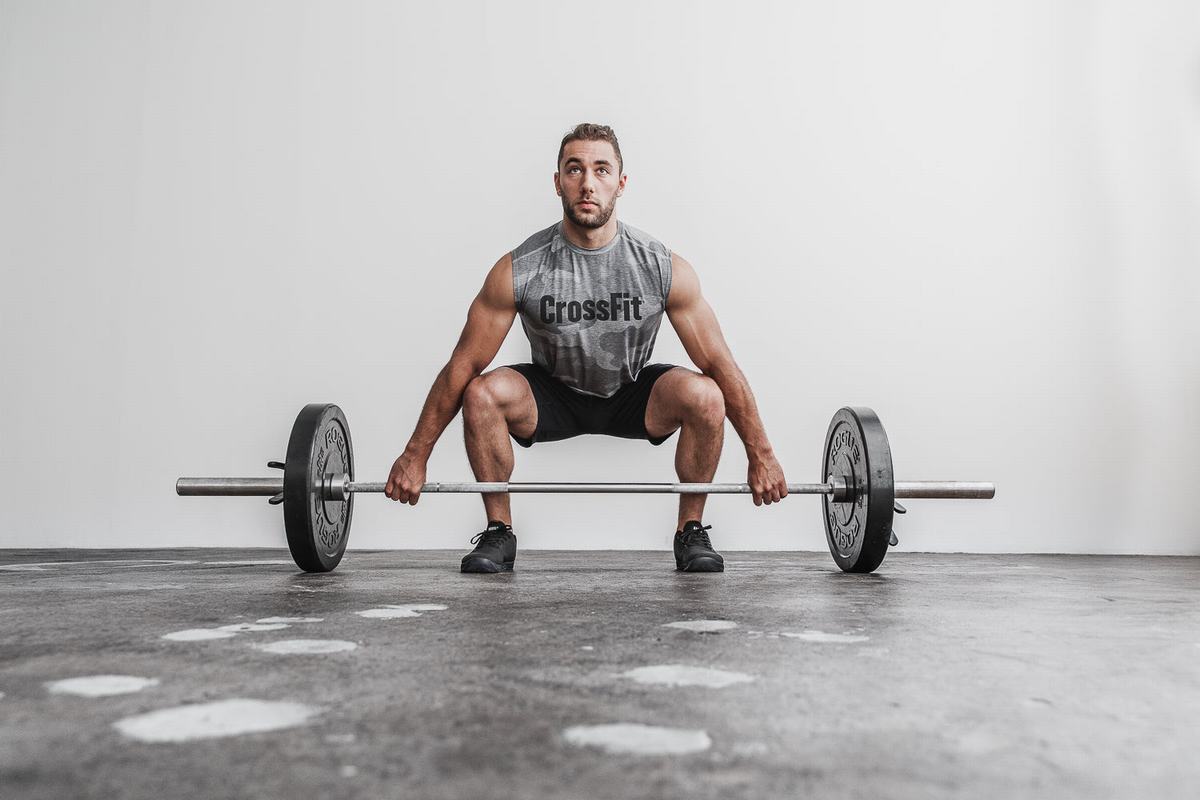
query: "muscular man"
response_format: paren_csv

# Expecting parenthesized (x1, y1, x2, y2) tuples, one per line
(385, 123, 788, 573)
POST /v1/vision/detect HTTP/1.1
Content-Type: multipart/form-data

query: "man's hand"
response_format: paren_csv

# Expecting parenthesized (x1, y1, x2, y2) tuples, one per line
(748, 454, 788, 506)
(385, 452, 428, 505)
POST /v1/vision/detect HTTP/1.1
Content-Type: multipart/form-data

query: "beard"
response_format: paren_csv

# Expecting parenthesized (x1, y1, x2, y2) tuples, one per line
(562, 194, 616, 229)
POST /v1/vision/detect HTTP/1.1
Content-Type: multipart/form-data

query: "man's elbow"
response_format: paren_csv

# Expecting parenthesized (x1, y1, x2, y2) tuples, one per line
(700, 357, 739, 382)
(445, 355, 486, 384)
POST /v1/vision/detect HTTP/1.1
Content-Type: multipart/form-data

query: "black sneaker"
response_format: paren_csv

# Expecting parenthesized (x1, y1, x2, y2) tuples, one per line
(674, 520, 724, 572)
(461, 520, 517, 573)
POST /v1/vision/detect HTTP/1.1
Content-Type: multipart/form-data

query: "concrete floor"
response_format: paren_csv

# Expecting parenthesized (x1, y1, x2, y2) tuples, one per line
(0, 549, 1196, 800)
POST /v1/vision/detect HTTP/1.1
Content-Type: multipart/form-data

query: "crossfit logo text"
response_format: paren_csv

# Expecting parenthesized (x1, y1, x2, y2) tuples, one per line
(539, 293, 644, 324)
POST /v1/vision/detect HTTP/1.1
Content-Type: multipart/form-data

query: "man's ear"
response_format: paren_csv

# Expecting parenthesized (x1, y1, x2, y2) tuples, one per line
(553, 172, 561, 196)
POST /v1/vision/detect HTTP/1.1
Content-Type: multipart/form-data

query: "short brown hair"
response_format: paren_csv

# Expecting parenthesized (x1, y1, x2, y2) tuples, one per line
(557, 122, 623, 174)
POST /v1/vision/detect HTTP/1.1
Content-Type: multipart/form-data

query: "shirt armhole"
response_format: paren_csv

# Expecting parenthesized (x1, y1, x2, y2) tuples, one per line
(511, 250, 522, 308)
(660, 249, 673, 305)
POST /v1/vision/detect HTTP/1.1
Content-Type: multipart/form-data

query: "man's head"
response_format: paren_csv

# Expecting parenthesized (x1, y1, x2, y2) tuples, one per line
(554, 123, 626, 230)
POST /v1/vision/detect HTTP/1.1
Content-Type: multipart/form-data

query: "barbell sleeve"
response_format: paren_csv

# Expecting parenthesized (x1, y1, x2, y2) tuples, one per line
(176, 478, 284, 496)
(894, 482, 995, 499)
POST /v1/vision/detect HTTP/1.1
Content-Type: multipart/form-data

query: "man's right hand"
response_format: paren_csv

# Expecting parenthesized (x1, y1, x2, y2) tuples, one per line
(385, 452, 427, 504)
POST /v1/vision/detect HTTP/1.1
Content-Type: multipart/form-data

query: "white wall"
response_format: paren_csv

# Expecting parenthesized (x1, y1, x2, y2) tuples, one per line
(2, 1, 1197, 554)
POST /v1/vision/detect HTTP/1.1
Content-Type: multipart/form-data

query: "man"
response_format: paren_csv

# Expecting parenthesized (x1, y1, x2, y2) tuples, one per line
(384, 123, 788, 573)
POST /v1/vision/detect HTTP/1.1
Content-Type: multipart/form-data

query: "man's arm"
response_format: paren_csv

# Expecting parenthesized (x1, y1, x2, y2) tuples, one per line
(385, 254, 516, 503)
(666, 252, 788, 505)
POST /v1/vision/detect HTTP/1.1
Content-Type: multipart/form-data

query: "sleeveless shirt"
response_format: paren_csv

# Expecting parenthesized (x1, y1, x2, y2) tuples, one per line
(511, 221, 673, 398)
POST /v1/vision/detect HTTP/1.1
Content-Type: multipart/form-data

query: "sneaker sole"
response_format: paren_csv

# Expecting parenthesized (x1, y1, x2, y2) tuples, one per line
(461, 557, 515, 574)
(676, 557, 724, 573)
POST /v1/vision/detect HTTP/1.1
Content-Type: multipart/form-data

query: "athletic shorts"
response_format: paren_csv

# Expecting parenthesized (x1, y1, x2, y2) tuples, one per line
(502, 362, 680, 448)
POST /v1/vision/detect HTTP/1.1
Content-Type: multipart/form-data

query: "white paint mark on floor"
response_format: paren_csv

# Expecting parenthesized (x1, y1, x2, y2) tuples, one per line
(340, 765, 358, 778)
(163, 619, 308, 641)
(621, 665, 754, 689)
(162, 628, 238, 642)
(663, 620, 738, 633)
(563, 723, 712, 756)
(355, 608, 414, 619)
(0, 559, 197, 572)
(46, 675, 160, 697)
(216, 623, 291, 633)
(204, 560, 295, 566)
(580, 645, 595, 651)
(355, 604, 448, 619)
(114, 699, 321, 743)
(252, 639, 358, 655)
(779, 631, 869, 644)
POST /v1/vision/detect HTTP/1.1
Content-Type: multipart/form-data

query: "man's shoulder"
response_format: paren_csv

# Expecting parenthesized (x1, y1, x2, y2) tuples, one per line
(619, 222, 670, 259)
(511, 222, 561, 263)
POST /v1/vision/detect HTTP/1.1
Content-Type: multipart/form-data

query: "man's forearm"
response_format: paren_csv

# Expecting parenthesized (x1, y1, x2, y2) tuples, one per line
(403, 360, 478, 460)
(708, 363, 774, 461)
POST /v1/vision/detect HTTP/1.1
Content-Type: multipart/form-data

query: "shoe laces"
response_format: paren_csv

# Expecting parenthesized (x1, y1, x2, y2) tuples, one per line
(471, 524, 511, 547)
(680, 523, 713, 549)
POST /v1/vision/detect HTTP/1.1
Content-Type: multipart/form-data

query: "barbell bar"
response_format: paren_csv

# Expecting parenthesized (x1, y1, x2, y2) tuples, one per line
(176, 403, 995, 574)
(176, 477, 995, 500)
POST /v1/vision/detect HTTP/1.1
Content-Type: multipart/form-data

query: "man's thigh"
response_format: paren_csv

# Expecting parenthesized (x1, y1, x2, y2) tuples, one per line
(483, 366, 538, 440)
(643, 366, 695, 439)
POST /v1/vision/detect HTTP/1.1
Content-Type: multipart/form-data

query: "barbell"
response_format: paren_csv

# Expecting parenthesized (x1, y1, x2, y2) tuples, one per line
(176, 403, 994, 574)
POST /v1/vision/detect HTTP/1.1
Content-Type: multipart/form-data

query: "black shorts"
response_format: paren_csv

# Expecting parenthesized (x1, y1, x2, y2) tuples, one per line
(502, 362, 681, 448)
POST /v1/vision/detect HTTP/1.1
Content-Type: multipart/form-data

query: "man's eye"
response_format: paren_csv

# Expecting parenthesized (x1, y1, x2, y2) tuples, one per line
(598, 168, 609, 175)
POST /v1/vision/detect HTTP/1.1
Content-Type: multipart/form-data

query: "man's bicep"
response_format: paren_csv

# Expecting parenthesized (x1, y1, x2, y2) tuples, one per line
(666, 253, 735, 374)
(450, 255, 517, 373)
(669, 297, 735, 375)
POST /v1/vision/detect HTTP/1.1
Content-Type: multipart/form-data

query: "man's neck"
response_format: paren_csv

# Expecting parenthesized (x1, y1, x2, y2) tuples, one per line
(560, 216, 619, 250)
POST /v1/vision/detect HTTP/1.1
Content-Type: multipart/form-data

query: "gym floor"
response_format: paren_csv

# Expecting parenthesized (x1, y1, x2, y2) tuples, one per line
(0, 549, 1196, 800)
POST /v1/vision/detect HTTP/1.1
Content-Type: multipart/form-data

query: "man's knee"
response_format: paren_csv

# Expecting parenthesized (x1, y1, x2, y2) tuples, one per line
(463, 374, 500, 422)
(463, 369, 526, 421)
(681, 374, 725, 426)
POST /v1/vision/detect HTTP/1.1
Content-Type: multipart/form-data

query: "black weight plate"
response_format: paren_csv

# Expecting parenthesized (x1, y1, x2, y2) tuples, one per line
(821, 407, 894, 573)
(283, 404, 354, 572)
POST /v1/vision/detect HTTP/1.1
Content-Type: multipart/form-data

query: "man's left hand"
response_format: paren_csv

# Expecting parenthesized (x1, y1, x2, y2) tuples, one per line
(748, 454, 788, 506)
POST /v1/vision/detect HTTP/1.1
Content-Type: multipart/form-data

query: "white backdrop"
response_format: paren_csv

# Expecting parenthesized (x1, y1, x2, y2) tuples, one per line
(2, 1, 1197, 554)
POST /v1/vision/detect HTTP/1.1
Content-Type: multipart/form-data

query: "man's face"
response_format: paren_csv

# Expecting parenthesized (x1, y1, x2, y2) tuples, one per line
(554, 139, 626, 229)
